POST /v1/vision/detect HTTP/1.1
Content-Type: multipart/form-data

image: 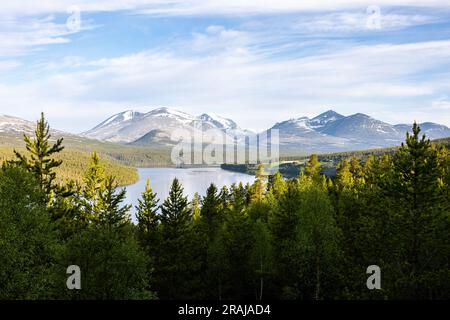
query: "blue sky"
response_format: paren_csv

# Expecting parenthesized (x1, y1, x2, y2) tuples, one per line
(1, 0, 450, 133)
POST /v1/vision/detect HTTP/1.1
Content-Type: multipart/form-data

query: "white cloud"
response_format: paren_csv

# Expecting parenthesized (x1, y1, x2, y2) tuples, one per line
(1, 2, 450, 131)
(432, 98, 450, 110)
(291, 12, 437, 33)
(2, 29, 450, 131)
(0, 0, 449, 16)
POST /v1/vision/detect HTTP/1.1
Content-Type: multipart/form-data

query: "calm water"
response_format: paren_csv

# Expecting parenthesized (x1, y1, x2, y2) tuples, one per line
(123, 167, 255, 220)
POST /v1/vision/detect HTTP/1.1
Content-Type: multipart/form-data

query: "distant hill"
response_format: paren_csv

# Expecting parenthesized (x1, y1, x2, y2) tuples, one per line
(223, 136, 450, 178)
(0, 131, 172, 166)
(0, 146, 139, 186)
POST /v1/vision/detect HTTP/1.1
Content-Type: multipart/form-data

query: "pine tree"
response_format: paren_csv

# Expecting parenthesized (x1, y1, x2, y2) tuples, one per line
(268, 171, 287, 197)
(250, 164, 267, 202)
(190, 192, 202, 222)
(249, 219, 273, 300)
(136, 179, 160, 241)
(386, 122, 447, 298)
(335, 159, 354, 190)
(206, 227, 228, 300)
(269, 180, 302, 298)
(97, 176, 131, 230)
(79, 152, 106, 224)
(229, 182, 247, 214)
(296, 183, 342, 300)
(218, 185, 230, 213)
(83, 152, 105, 201)
(79, 152, 131, 229)
(156, 178, 200, 299)
(305, 154, 322, 182)
(221, 199, 254, 299)
(200, 183, 221, 239)
(11, 112, 64, 200)
(0, 165, 61, 299)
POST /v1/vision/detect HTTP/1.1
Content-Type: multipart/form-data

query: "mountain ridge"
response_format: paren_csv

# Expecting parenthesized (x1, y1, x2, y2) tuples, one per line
(2, 109, 450, 155)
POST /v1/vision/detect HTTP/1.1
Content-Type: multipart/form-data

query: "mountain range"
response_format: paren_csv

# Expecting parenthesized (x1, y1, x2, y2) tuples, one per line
(2, 108, 450, 155)
(81, 108, 251, 146)
(81, 108, 450, 154)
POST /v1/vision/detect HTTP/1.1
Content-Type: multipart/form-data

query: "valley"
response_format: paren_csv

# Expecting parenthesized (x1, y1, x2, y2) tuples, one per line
(1, 109, 450, 179)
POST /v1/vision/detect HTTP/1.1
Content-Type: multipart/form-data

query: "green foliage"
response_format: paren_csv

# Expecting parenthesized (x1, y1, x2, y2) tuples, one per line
(304, 154, 323, 181)
(62, 226, 155, 300)
(0, 115, 449, 300)
(154, 178, 201, 299)
(0, 166, 61, 299)
(10, 113, 64, 196)
(136, 179, 160, 243)
(296, 181, 342, 300)
(0, 147, 138, 186)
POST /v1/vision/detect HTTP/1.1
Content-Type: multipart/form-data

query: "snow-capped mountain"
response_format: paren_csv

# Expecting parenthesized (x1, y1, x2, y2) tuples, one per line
(272, 117, 314, 133)
(2, 109, 450, 155)
(394, 122, 450, 140)
(0, 114, 68, 136)
(269, 114, 359, 153)
(309, 110, 345, 130)
(82, 108, 450, 153)
(81, 107, 252, 145)
(91, 110, 145, 132)
(0, 115, 37, 135)
(320, 113, 403, 144)
(269, 110, 450, 153)
(199, 113, 238, 130)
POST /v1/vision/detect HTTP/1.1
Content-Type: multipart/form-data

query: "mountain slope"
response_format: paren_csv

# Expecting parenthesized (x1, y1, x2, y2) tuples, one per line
(81, 107, 450, 156)
(309, 110, 345, 130)
(395, 122, 450, 140)
(320, 113, 403, 145)
(82, 107, 252, 145)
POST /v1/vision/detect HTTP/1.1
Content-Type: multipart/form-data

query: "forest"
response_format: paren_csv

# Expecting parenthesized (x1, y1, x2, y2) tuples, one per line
(0, 113, 449, 300)
(0, 147, 139, 186)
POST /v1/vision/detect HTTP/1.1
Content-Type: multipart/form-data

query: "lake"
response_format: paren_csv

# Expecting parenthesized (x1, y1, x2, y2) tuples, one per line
(123, 167, 255, 220)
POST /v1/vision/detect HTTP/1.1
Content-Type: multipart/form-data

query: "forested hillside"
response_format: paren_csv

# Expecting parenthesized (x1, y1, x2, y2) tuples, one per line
(1, 114, 449, 300)
(0, 132, 172, 168)
(0, 147, 139, 186)
(224, 136, 450, 178)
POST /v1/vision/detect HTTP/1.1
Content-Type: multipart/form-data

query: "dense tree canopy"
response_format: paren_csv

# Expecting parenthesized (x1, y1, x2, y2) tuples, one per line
(0, 115, 449, 300)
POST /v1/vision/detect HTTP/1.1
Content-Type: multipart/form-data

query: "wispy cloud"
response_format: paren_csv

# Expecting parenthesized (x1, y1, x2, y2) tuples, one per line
(2, 27, 450, 131)
(1, 1, 450, 132)
(0, 1, 448, 16)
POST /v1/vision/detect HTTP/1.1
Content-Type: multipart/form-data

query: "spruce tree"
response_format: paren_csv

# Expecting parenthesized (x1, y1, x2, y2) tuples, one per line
(269, 180, 302, 298)
(0, 165, 61, 299)
(249, 219, 273, 300)
(296, 182, 342, 300)
(305, 154, 322, 182)
(200, 183, 221, 239)
(386, 123, 447, 298)
(156, 178, 200, 299)
(190, 192, 202, 222)
(136, 178, 160, 241)
(11, 112, 64, 200)
(97, 176, 131, 230)
(250, 164, 267, 202)
(79, 152, 131, 228)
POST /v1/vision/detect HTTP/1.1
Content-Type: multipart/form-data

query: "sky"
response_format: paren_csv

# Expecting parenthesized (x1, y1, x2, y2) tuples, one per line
(1, 0, 450, 133)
